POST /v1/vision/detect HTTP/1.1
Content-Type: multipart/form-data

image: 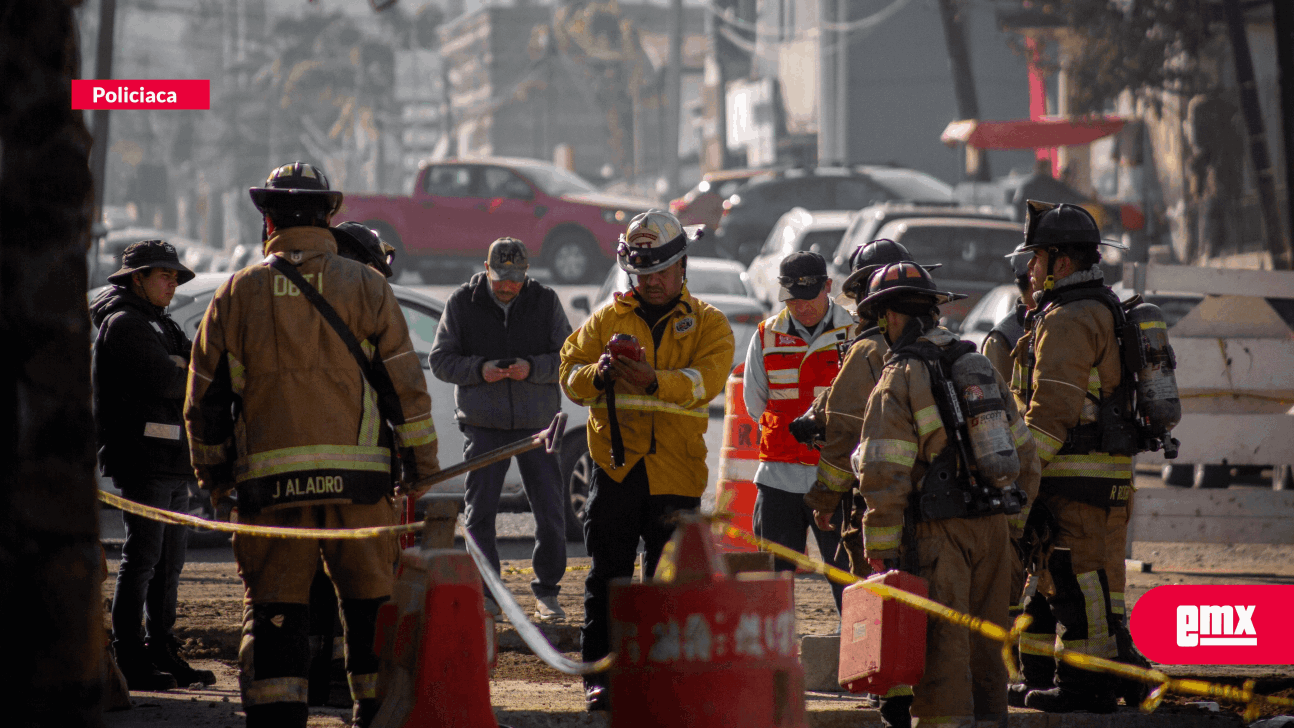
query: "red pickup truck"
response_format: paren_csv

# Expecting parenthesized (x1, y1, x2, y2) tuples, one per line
(334, 157, 656, 283)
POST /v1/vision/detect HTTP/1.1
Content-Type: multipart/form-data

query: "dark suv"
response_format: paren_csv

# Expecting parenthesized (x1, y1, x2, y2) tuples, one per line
(713, 165, 954, 265)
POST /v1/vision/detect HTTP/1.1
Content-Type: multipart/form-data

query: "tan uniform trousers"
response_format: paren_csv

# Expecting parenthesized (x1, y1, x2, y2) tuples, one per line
(1040, 496, 1128, 603)
(233, 498, 401, 604)
(909, 513, 1011, 728)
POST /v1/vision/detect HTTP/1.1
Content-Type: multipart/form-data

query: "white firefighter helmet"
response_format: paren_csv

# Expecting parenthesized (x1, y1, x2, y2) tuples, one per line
(616, 209, 702, 275)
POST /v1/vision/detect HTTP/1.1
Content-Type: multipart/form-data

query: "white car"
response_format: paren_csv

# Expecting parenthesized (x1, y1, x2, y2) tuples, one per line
(746, 207, 855, 308)
(90, 272, 593, 543)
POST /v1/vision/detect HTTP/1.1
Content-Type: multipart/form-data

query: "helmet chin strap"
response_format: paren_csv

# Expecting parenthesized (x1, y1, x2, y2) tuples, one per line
(1043, 246, 1057, 291)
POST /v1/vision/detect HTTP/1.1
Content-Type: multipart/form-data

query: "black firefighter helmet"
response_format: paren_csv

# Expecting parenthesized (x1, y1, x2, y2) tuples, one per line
(332, 222, 396, 278)
(249, 162, 343, 217)
(855, 261, 966, 320)
(1017, 200, 1127, 253)
(839, 238, 943, 303)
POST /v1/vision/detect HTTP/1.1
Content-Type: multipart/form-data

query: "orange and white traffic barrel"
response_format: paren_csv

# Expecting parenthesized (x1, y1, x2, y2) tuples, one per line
(373, 548, 499, 728)
(608, 517, 807, 728)
(716, 362, 760, 552)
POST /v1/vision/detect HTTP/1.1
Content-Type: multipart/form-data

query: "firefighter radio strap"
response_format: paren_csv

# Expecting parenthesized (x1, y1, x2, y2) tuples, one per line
(602, 333, 644, 469)
(267, 255, 412, 479)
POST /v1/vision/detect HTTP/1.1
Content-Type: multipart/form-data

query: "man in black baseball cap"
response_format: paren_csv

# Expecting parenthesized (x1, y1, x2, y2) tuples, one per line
(91, 239, 212, 692)
(743, 249, 855, 611)
(776, 250, 829, 303)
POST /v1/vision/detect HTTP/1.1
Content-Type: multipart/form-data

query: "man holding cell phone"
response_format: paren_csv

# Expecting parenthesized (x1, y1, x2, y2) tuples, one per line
(429, 237, 573, 621)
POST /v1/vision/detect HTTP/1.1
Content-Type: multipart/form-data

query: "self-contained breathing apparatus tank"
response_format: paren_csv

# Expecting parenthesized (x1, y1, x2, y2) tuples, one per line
(950, 353, 1021, 481)
(1122, 301, 1181, 457)
(919, 348, 1027, 522)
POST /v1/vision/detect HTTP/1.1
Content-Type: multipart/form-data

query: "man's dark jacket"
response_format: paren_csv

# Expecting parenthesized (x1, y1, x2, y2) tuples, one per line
(90, 286, 193, 479)
(429, 272, 572, 430)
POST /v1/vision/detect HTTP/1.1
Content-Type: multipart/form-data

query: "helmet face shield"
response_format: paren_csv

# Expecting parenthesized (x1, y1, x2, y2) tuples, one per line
(616, 209, 697, 275)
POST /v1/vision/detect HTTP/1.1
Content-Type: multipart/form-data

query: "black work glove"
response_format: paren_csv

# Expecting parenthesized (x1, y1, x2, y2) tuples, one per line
(788, 411, 825, 448)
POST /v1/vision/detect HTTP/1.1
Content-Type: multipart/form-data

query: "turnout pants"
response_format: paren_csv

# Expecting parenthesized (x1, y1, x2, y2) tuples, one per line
(909, 513, 1011, 728)
(233, 499, 399, 727)
(581, 460, 699, 688)
(1037, 493, 1127, 694)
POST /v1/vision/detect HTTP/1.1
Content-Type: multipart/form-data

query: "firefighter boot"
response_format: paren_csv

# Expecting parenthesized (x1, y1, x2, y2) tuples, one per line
(877, 692, 913, 728)
(1024, 662, 1117, 714)
(113, 640, 178, 692)
(1113, 615, 1151, 707)
(340, 597, 386, 728)
(1009, 595, 1058, 707)
(242, 602, 311, 728)
(148, 635, 216, 687)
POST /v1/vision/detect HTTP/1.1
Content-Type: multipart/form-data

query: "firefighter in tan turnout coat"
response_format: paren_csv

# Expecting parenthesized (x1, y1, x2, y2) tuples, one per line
(854, 262, 1040, 728)
(185, 163, 439, 728)
(1011, 201, 1146, 713)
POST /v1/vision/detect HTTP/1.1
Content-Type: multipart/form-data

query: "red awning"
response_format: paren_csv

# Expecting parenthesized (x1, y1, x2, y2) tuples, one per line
(941, 117, 1127, 150)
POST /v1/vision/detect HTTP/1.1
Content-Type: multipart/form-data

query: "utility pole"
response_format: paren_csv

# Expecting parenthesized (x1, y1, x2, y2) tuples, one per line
(936, 0, 989, 181)
(90, 0, 118, 230)
(817, 0, 838, 165)
(1273, 0, 1294, 270)
(1223, 0, 1291, 269)
(664, 0, 683, 197)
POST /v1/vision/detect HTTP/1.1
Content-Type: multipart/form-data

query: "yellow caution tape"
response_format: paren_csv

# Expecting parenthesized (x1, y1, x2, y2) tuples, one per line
(716, 518, 1294, 720)
(99, 490, 424, 539)
(502, 564, 590, 575)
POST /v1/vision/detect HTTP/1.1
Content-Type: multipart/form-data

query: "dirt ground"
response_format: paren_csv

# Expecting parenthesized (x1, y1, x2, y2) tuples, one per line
(98, 537, 1294, 727)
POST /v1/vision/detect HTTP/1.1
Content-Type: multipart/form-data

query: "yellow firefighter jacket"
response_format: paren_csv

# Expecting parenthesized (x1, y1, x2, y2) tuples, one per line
(1011, 280, 1133, 507)
(185, 226, 439, 514)
(812, 330, 887, 497)
(854, 327, 1040, 560)
(560, 285, 734, 498)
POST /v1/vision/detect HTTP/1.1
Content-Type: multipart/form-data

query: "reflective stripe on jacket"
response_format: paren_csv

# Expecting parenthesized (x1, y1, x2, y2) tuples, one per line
(1012, 285, 1132, 505)
(559, 284, 734, 498)
(752, 305, 854, 466)
(185, 226, 440, 513)
(815, 331, 886, 493)
(855, 327, 1040, 560)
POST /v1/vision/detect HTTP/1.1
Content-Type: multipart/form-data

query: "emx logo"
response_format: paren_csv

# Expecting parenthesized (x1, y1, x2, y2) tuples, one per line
(1176, 605, 1256, 647)
(1130, 586, 1294, 664)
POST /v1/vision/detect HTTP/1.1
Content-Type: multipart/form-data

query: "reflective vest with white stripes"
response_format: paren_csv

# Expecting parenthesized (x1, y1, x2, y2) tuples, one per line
(756, 305, 855, 465)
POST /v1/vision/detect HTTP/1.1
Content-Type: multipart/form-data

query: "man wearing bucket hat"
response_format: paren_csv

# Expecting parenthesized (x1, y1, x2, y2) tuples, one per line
(186, 162, 440, 728)
(430, 237, 572, 623)
(742, 250, 855, 610)
(1007, 201, 1145, 714)
(560, 209, 734, 711)
(852, 262, 1038, 728)
(91, 240, 215, 692)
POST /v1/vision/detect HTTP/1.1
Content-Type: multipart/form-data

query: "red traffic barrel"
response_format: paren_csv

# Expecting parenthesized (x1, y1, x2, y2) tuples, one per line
(716, 362, 760, 552)
(373, 548, 499, 728)
(608, 517, 807, 728)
